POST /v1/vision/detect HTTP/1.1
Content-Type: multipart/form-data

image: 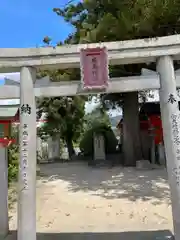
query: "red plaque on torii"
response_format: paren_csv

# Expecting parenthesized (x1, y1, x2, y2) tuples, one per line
(80, 47, 109, 90)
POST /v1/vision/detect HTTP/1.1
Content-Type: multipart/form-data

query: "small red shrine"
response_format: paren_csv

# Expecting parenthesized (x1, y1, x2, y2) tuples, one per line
(0, 104, 19, 145)
(117, 102, 164, 146)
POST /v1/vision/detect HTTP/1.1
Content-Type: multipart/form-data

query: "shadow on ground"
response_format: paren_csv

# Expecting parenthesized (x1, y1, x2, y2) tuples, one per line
(6, 230, 174, 240)
(39, 162, 170, 205)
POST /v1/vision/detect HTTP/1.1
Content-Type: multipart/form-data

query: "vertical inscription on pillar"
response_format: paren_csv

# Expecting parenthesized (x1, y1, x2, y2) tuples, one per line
(171, 114, 180, 146)
(21, 104, 31, 115)
(168, 92, 180, 186)
(173, 166, 180, 186)
(20, 104, 31, 190)
(171, 112, 180, 186)
(168, 94, 177, 104)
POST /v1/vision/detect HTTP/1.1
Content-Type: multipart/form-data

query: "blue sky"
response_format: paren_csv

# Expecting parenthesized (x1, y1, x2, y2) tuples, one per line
(0, 0, 76, 48)
(0, 0, 77, 83)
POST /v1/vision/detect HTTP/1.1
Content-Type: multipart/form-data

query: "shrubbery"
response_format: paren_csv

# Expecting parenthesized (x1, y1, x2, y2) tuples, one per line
(7, 125, 19, 184)
(80, 123, 118, 156)
(8, 145, 19, 184)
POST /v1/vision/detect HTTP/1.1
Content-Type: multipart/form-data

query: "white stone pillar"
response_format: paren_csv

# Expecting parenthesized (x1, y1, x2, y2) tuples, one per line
(18, 67, 36, 240)
(0, 147, 8, 238)
(157, 56, 180, 239)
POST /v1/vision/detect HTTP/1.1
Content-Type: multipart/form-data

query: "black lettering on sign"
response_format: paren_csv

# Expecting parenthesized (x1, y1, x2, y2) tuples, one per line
(171, 114, 180, 145)
(173, 167, 180, 186)
(22, 135, 28, 141)
(177, 149, 180, 155)
(171, 114, 178, 127)
(21, 122, 28, 190)
(168, 94, 177, 104)
(92, 70, 97, 77)
(23, 179, 28, 190)
(23, 141, 27, 146)
(23, 172, 27, 178)
(20, 104, 31, 115)
(23, 124, 28, 129)
(92, 57, 97, 78)
(174, 136, 180, 145)
(92, 57, 97, 64)
(23, 158, 27, 167)
(22, 131, 28, 136)
(22, 157, 28, 190)
(22, 152, 28, 157)
(172, 127, 179, 136)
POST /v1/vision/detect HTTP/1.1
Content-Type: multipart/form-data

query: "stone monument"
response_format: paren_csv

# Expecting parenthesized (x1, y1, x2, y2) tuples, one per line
(93, 133, 105, 163)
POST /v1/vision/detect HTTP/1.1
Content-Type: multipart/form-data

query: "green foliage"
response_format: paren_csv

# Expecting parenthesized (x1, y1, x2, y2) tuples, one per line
(8, 125, 19, 184)
(56, 0, 180, 42)
(37, 96, 86, 157)
(8, 144, 19, 184)
(43, 36, 52, 45)
(53, 0, 180, 107)
(37, 96, 85, 140)
(80, 123, 117, 156)
(84, 105, 111, 130)
(8, 164, 18, 184)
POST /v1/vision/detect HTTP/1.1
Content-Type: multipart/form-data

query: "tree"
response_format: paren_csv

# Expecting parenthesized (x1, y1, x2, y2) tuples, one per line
(84, 104, 111, 130)
(43, 36, 52, 45)
(37, 96, 85, 159)
(52, 0, 180, 165)
(80, 122, 117, 157)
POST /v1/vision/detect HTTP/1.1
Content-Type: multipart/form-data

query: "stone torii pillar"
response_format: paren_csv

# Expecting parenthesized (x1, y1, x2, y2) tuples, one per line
(17, 67, 37, 240)
(0, 146, 8, 238)
(157, 56, 180, 239)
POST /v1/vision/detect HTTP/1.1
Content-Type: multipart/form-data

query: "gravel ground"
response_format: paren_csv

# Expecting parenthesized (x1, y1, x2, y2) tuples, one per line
(8, 162, 174, 240)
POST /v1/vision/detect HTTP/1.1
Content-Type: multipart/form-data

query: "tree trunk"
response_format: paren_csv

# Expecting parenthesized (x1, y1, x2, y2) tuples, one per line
(123, 92, 142, 166)
(66, 138, 75, 160)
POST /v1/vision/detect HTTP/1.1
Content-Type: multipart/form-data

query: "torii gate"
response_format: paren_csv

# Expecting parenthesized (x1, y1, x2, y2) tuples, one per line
(1, 35, 180, 240)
